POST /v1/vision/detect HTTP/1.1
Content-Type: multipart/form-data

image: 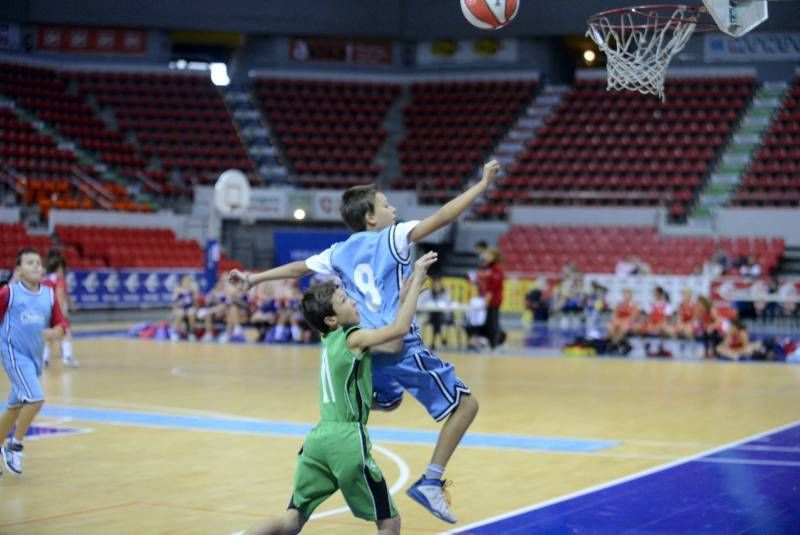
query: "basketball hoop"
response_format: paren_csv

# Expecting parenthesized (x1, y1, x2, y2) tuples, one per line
(213, 169, 251, 217)
(587, 5, 716, 101)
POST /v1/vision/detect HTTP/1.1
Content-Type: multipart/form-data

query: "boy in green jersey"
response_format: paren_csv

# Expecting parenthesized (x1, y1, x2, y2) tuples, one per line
(243, 251, 438, 535)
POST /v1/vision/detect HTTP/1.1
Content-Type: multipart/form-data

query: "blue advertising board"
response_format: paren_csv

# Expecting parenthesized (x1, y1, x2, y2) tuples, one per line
(68, 269, 204, 309)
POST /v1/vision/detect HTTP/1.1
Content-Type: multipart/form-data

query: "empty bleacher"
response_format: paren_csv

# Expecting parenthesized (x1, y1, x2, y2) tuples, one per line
(254, 78, 400, 189)
(499, 225, 784, 275)
(480, 77, 758, 220)
(74, 70, 254, 193)
(395, 79, 538, 204)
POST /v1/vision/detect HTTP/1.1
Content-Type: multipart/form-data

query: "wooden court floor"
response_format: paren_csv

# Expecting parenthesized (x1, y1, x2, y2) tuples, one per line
(1, 336, 799, 534)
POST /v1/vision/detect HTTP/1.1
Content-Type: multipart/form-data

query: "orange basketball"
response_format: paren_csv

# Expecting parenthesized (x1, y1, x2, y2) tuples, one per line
(460, 0, 519, 30)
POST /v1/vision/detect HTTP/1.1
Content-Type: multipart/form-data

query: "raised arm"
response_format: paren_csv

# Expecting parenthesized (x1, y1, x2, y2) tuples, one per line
(227, 243, 340, 291)
(348, 251, 438, 352)
(408, 160, 500, 244)
(228, 261, 312, 291)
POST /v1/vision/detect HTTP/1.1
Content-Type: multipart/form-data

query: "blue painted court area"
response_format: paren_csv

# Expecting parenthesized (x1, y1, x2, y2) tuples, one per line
(456, 422, 800, 534)
(39, 405, 617, 453)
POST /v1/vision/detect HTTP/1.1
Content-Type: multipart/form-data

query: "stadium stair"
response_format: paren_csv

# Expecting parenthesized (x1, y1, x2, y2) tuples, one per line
(475, 83, 566, 219)
(376, 85, 411, 189)
(691, 81, 788, 222)
(731, 74, 800, 207)
(224, 86, 286, 184)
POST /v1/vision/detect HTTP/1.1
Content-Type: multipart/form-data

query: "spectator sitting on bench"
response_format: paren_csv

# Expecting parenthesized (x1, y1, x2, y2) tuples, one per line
(639, 286, 674, 357)
(716, 320, 763, 361)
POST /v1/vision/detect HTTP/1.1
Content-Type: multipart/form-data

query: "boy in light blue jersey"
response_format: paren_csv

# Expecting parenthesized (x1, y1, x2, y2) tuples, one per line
(232, 160, 500, 523)
(0, 248, 68, 477)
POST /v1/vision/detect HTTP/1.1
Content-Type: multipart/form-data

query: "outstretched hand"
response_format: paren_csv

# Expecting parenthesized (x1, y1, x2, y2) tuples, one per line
(481, 159, 501, 185)
(227, 269, 250, 290)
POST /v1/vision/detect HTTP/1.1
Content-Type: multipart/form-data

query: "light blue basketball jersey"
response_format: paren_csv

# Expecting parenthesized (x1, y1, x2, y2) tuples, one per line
(328, 224, 417, 338)
(1, 281, 54, 363)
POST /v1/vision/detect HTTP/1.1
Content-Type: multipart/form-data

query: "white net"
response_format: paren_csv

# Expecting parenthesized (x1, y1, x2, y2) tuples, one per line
(587, 5, 701, 101)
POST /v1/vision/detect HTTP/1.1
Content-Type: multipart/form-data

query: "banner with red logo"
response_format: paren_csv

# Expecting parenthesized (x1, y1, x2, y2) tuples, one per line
(37, 25, 147, 54)
(711, 277, 800, 303)
(289, 36, 393, 65)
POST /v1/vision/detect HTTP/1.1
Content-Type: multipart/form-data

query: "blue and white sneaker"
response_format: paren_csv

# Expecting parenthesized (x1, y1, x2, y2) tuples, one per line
(1, 441, 23, 475)
(406, 476, 456, 524)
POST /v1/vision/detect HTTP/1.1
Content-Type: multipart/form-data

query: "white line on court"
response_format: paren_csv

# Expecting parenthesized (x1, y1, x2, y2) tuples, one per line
(45, 397, 411, 521)
(444, 418, 800, 535)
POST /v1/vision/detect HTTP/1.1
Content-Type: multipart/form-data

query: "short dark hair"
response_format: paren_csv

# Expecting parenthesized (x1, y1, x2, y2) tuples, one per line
(300, 281, 338, 334)
(475, 240, 488, 250)
(340, 184, 377, 232)
(46, 250, 65, 274)
(16, 248, 40, 266)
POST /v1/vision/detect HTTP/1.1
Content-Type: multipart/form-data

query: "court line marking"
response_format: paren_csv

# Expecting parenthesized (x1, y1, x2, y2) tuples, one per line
(694, 457, 800, 467)
(38, 404, 411, 522)
(447, 418, 800, 534)
(0, 501, 140, 529)
(734, 445, 800, 453)
(40, 405, 619, 453)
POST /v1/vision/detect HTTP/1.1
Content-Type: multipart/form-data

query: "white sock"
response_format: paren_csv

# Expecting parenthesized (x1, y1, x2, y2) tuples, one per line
(11, 437, 23, 447)
(62, 340, 73, 358)
(425, 463, 445, 480)
(43, 345, 51, 363)
(290, 325, 302, 341)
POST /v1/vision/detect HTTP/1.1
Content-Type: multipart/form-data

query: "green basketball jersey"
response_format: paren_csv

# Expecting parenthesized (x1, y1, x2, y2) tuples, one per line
(318, 325, 372, 425)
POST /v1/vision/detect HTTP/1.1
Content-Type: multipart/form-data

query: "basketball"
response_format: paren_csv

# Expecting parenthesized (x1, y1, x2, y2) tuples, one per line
(460, 0, 519, 30)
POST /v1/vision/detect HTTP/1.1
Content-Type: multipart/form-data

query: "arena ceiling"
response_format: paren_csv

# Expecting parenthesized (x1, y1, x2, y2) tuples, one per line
(2, 0, 799, 39)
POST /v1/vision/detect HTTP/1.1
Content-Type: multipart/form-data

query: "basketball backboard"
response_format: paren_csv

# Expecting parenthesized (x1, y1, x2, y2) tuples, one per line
(702, 0, 768, 37)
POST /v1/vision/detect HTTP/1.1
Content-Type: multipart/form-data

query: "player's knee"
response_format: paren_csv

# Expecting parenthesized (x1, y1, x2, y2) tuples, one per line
(461, 393, 479, 418)
(282, 509, 304, 534)
(376, 514, 400, 535)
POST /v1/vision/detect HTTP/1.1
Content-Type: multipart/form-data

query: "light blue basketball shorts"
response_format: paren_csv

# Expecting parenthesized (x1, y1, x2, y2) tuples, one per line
(372, 336, 470, 422)
(1, 350, 45, 408)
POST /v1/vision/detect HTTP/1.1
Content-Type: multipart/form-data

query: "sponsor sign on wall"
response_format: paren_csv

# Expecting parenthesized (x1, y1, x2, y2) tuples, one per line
(705, 32, 800, 62)
(69, 269, 203, 309)
(37, 25, 147, 54)
(416, 38, 518, 65)
(289, 37, 393, 65)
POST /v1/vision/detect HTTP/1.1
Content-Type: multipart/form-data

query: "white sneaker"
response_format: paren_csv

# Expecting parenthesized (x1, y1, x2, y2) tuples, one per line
(217, 333, 230, 344)
(63, 356, 79, 368)
(201, 332, 214, 342)
(2, 442, 23, 475)
(170, 332, 180, 342)
(406, 476, 456, 524)
(188, 334, 197, 342)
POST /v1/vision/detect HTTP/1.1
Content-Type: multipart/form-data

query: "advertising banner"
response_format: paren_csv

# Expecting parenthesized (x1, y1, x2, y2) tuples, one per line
(68, 269, 202, 309)
(705, 32, 800, 62)
(37, 25, 147, 54)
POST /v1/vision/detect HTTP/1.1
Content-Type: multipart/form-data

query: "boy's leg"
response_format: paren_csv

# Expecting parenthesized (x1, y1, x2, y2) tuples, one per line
(0, 406, 22, 442)
(1, 354, 46, 475)
(430, 394, 478, 468)
(243, 509, 304, 535)
(374, 341, 476, 523)
(13, 401, 43, 441)
(62, 331, 78, 367)
(243, 430, 336, 535)
(334, 425, 399, 525)
(376, 515, 401, 535)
